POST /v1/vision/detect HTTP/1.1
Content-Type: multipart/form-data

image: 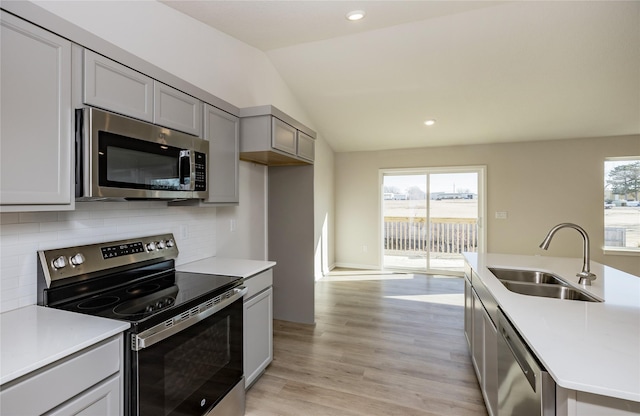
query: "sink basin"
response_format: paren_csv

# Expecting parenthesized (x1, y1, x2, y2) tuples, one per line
(488, 267, 565, 285)
(500, 281, 601, 302)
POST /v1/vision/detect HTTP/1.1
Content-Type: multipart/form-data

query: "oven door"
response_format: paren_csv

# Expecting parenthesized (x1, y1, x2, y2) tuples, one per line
(128, 288, 246, 416)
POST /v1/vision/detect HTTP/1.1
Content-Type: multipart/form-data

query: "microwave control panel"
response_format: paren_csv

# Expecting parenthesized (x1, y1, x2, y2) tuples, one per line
(194, 152, 206, 191)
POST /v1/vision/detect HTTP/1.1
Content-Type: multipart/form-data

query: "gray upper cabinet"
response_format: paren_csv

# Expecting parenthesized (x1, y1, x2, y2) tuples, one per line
(203, 104, 239, 204)
(240, 108, 316, 166)
(297, 131, 315, 162)
(154, 82, 202, 137)
(83, 49, 154, 122)
(272, 118, 297, 155)
(84, 49, 202, 136)
(0, 11, 73, 211)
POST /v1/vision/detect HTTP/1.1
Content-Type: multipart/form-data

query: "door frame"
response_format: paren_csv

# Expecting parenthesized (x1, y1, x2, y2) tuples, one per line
(379, 165, 487, 275)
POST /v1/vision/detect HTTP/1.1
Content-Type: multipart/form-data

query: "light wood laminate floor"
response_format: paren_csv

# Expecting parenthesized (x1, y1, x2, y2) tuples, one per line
(245, 273, 487, 416)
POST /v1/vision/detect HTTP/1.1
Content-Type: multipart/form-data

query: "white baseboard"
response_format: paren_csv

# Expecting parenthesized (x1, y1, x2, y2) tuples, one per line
(332, 262, 380, 271)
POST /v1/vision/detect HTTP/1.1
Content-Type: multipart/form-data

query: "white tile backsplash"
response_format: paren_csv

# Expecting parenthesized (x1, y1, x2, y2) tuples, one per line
(0, 202, 217, 313)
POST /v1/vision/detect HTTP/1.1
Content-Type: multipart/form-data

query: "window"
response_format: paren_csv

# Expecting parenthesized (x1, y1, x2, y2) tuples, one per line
(604, 158, 640, 252)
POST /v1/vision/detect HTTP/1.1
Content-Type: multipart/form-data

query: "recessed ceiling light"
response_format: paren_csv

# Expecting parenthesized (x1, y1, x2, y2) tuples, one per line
(424, 119, 436, 126)
(346, 10, 365, 21)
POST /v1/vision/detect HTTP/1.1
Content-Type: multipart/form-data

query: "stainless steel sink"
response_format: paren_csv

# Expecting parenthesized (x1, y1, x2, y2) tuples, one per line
(488, 267, 602, 302)
(488, 267, 565, 285)
(500, 281, 601, 302)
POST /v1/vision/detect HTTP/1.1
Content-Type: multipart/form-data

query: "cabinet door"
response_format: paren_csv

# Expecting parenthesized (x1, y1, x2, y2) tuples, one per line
(84, 49, 153, 122)
(243, 287, 273, 388)
(0, 12, 72, 209)
(483, 311, 498, 416)
(271, 117, 297, 155)
(297, 131, 315, 162)
(471, 289, 484, 382)
(464, 277, 472, 349)
(154, 82, 202, 136)
(203, 104, 239, 204)
(45, 375, 121, 416)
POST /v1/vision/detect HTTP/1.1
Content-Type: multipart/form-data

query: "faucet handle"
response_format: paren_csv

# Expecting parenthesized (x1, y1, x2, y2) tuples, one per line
(577, 271, 596, 286)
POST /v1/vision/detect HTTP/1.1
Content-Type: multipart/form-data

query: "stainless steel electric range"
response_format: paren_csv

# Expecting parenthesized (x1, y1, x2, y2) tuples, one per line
(37, 234, 246, 416)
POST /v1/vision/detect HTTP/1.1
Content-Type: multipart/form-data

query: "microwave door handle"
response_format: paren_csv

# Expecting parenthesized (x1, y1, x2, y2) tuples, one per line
(178, 150, 191, 188)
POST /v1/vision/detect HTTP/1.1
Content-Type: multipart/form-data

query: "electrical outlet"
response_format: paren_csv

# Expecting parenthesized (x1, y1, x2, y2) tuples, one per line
(230, 219, 236, 232)
(495, 211, 508, 220)
(362, 245, 368, 253)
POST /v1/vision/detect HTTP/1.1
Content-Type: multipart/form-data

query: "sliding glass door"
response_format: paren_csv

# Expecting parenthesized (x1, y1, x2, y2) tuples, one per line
(381, 167, 485, 274)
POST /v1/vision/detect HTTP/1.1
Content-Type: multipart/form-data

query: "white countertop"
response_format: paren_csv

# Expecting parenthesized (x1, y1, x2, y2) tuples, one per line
(177, 257, 275, 279)
(0, 305, 130, 385)
(464, 253, 640, 402)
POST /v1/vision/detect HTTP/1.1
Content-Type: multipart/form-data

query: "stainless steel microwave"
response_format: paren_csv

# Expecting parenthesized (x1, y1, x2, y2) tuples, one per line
(75, 107, 208, 201)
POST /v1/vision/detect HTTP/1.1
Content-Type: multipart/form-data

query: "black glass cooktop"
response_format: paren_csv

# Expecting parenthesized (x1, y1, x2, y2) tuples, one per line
(53, 270, 241, 329)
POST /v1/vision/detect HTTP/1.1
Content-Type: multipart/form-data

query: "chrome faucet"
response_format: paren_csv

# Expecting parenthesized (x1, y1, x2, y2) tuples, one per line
(539, 223, 596, 286)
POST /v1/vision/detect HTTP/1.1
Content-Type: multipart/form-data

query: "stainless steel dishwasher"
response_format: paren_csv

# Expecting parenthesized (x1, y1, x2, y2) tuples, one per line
(497, 309, 556, 416)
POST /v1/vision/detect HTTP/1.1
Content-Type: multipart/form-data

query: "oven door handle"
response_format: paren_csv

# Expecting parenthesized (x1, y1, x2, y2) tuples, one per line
(132, 286, 247, 351)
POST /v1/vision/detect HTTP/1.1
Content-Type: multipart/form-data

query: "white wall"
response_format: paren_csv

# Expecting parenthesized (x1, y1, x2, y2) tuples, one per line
(215, 161, 268, 260)
(314, 133, 336, 278)
(335, 135, 640, 276)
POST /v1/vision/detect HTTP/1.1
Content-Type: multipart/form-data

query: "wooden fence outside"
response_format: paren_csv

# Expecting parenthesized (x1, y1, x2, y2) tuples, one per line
(384, 217, 478, 254)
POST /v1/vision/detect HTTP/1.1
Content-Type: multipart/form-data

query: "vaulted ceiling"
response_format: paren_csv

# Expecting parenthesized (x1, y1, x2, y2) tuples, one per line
(162, 1, 640, 152)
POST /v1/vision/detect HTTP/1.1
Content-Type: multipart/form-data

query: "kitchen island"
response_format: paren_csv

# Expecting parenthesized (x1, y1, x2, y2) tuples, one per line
(464, 253, 640, 415)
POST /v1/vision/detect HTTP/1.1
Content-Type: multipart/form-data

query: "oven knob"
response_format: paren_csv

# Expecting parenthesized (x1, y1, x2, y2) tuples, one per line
(52, 256, 67, 269)
(146, 242, 156, 251)
(166, 239, 175, 248)
(145, 305, 154, 313)
(157, 240, 166, 249)
(70, 253, 85, 266)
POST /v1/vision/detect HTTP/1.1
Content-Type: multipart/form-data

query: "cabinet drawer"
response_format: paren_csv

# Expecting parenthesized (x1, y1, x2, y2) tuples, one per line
(0, 336, 121, 416)
(243, 269, 273, 299)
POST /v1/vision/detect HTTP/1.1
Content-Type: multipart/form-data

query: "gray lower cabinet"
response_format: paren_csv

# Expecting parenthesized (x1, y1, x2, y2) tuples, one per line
(0, 11, 73, 211)
(45, 375, 120, 416)
(243, 269, 274, 388)
(463, 276, 473, 349)
(0, 335, 123, 416)
(83, 49, 202, 136)
(483, 307, 498, 416)
(203, 104, 239, 204)
(465, 265, 498, 416)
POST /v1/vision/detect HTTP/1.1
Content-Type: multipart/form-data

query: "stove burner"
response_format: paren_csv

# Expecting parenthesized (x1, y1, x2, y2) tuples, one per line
(77, 296, 120, 310)
(127, 283, 161, 296)
(113, 285, 179, 317)
(113, 296, 175, 316)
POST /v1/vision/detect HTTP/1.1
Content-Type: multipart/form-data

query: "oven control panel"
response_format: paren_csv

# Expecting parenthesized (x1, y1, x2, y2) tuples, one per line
(101, 242, 145, 259)
(38, 234, 179, 286)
